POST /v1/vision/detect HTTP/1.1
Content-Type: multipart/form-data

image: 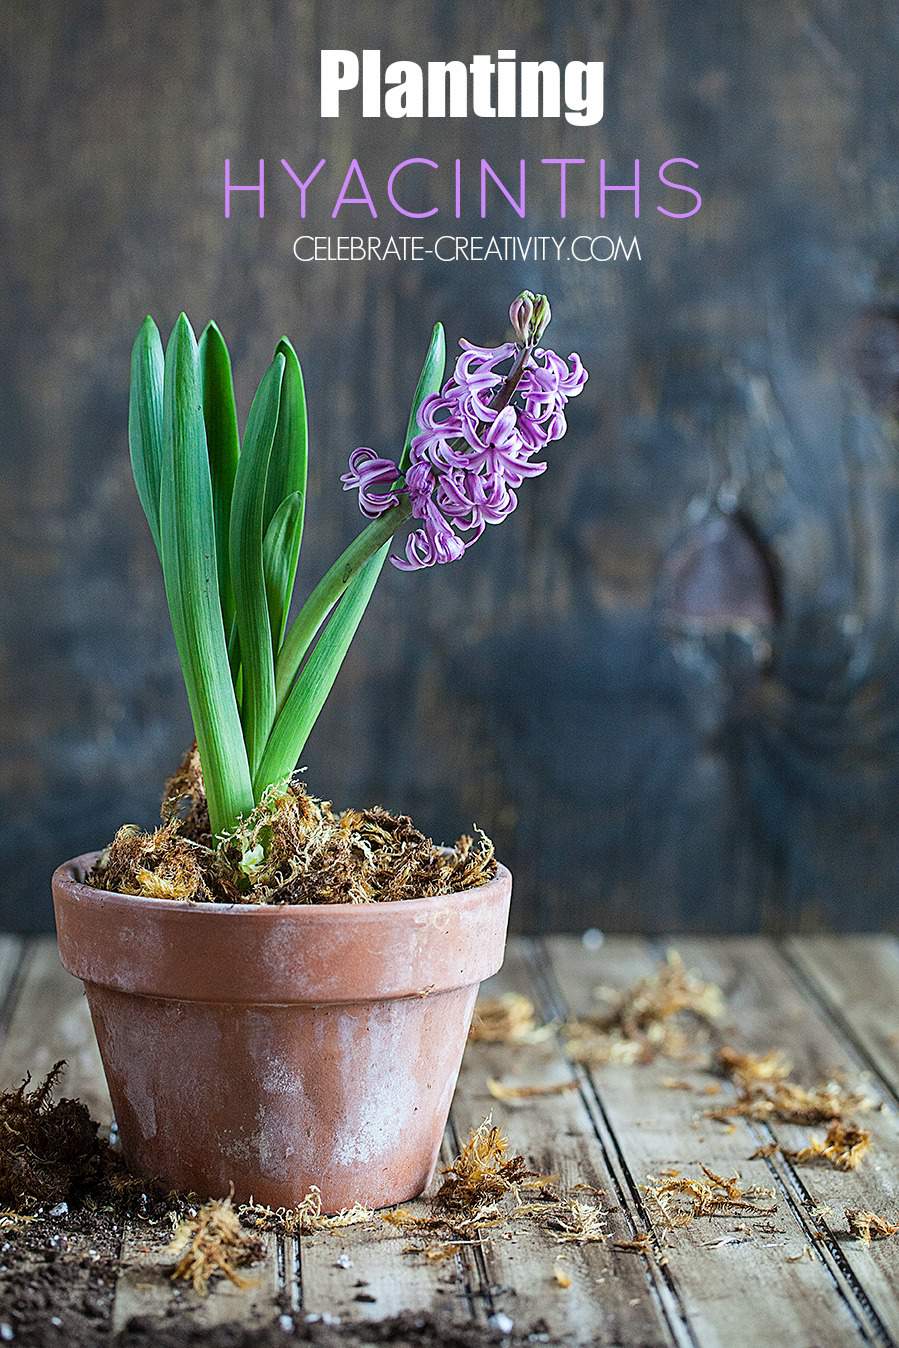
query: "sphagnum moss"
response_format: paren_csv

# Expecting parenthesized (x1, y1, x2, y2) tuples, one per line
(90, 772, 496, 906)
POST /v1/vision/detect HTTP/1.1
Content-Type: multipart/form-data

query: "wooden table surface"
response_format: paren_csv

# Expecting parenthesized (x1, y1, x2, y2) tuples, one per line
(1, 935, 897, 1346)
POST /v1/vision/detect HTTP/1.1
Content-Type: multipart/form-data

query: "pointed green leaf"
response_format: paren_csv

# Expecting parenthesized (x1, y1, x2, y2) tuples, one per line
(128, 316, 164, 552)
(255, 544, 389, 793)
(230, 353, 285, 775)
(159, 314, 254, 837)
(199, 322, 240, 640)
(264, 337, 308, 533)
(398, 321, 445, 473)
(262, 337, 307, 649)
(263, 491, 304, 653)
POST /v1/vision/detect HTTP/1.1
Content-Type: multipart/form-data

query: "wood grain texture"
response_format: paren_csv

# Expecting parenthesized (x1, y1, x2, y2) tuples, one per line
(0, 935, 898, 1343)
(0, 941, 108, 1119)
(785, 936, 899, 1100)
(543, 936, 891, 1348)
(452, 943, 675, 1345)
(672, 937, 899, 1341)
(3, 2, 899, 931)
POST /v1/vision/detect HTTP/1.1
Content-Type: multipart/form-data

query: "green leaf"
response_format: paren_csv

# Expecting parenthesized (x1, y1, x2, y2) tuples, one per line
(227, 616, 241, 688)
(128, 316, 165, 552)
(159, 313, 254, 838)
(263, 492, 304, 654)
(199, 322, 240, 640)
(229, 353, 285, 776)
(264, 338, 308, 533)
(398, 321, 445, 473)
(254, 544, 389, 793)
(262, 337, 308, 648)
(273, 320, 446, 708)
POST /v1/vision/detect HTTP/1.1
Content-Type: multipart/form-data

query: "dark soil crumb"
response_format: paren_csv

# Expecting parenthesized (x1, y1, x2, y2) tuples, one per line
(0, 1065, 194, 1345)
(0, 1203, 121, 1347)
(116, 1310, 542, 1347)
(0, 1064, 121, 1211)
(89, 753, 496, 906)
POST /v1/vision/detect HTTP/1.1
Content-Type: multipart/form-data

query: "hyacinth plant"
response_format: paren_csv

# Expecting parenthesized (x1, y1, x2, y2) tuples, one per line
(129, 292, 586, 841)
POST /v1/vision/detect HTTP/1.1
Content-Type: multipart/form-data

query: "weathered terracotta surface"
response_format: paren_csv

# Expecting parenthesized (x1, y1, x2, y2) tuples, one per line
(53, 853, 511, 1210)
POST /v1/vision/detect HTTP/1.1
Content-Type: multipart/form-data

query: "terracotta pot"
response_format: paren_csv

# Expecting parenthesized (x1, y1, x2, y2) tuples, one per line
(52, 852, 511, 1211)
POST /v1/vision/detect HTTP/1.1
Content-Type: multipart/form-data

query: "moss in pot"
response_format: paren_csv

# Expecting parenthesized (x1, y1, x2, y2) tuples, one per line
(52, 293, 588, 1211)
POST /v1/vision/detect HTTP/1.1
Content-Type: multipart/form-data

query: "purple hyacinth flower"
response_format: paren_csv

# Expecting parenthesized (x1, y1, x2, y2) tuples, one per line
(391, 497, 467, 570)
(340, 293, 588, 570)
(340, 447, 401, 518)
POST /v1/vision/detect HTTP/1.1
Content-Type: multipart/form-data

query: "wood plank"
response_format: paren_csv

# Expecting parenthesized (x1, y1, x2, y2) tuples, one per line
(5, 931, 895, 1342)
(544, 935, 877, 1348)
(673, 937, 899, 1344)
(298, 1139, 472, 1325)
(448, 939, 676, 1348)
(0, 939, 109, 1118)
(111, 1225, 281, 1336)
(0, 936, 24, 1023)
(785, 936, 899, 1101)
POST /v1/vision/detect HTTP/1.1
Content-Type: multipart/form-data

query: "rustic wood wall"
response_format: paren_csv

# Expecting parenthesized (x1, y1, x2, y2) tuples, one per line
(3, 0, 899, 932)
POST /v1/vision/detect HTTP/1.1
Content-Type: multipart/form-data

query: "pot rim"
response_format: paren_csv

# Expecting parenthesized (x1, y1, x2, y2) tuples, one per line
(53, 850, 512, 1004)
(53, 850, 510, 921)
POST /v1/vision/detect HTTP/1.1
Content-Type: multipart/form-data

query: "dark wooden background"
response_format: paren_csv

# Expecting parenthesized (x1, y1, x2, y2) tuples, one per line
(3, 0, 899, 933)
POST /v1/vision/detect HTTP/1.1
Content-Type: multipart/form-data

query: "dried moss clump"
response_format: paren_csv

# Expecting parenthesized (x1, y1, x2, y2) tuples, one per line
(642, 1165, 777, 1230)
(716, 1047, 792, 1090)
(161, 741, 211, 843)
(90, 766, 497, 906)
(712, 1047, 876, 1127)
(239, 1186, 373, 1235)
(167, 1194, 263, 1294)
(846, 1209, 899, 1243)
(385, 1118, 609, 1257)
(785, 1120, 871, 1172)
(563, 951, 725, 1066)
(91, 823, 212, 902)
(469, 993, 552, 1045)
(435, 1119, 532, 1217)
(541, 1198, 607, 1245)
(486, 1077, 577, 1103)
(0, 1063, 111, 1210)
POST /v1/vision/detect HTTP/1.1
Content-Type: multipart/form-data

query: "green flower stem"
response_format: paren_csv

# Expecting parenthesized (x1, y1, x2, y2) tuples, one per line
(274, 498, 411, 710)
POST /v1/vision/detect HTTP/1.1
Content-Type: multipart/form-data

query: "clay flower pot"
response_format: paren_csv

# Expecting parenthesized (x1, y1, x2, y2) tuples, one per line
(52, 852, 511, 1211)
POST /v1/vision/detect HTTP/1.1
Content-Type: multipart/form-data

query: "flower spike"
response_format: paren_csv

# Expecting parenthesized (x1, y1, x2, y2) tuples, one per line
(341, 295, 587, 570)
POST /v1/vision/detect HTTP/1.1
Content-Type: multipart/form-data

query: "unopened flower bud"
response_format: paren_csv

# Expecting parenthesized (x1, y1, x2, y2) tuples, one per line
(531, 294, 552, 343)
(509, 291, 535, 344)
(509, 291, 552, 346)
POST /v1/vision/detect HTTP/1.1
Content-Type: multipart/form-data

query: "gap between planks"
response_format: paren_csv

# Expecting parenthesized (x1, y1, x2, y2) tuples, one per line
(782, 937, 899, 1109)
(452, 941, 676, 1347)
